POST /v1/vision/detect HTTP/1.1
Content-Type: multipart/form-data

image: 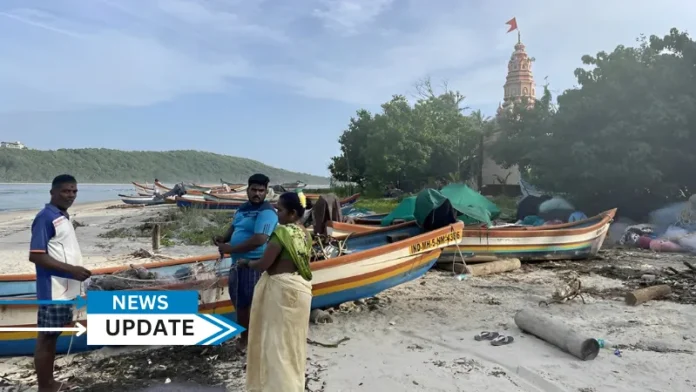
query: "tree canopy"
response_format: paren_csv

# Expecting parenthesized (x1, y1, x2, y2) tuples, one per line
(0, 148, 328, 184)
(329, 80, 488, 192)
(489, 28, 696, 218)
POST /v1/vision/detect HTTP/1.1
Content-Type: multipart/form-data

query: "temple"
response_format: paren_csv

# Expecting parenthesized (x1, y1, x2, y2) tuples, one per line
(478, 32, 535, 195)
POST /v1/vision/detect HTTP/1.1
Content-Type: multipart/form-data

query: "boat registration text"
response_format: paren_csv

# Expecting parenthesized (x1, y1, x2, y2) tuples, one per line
(409, 230, 463, 254)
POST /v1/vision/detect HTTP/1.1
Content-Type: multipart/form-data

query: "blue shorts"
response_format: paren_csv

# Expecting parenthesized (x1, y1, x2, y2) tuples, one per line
(228, 263, 262, 309)
(37, 304, 74, 335)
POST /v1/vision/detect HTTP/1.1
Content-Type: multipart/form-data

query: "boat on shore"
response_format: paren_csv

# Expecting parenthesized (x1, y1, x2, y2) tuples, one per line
(176, 193, 361, 210)
(0, 221, 463, 356)
(325, 209, 616, 262)
(118, 194, 168, 206)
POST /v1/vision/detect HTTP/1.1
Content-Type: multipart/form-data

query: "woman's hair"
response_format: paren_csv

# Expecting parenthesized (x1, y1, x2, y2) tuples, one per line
(279, 192, 305, 219)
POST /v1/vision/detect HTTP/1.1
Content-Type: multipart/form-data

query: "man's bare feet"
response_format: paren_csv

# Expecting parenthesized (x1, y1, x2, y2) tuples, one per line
(37, 380, 64, 392)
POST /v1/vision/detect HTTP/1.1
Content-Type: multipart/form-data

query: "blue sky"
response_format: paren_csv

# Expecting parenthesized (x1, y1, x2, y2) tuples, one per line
(1, 0, 694, 176)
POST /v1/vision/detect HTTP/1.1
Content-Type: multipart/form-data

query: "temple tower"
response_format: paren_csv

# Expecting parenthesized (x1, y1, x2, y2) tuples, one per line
(500, 32, 536, 113)
(478, 33, 536, 194)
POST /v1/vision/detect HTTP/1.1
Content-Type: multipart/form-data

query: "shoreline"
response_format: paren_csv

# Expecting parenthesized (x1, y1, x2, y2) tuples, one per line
(0, 199, 122, 217)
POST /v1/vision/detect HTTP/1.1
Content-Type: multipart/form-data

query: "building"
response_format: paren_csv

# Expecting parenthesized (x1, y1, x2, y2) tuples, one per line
(0, 141, 27, 150)
(478, 33, 535, 195)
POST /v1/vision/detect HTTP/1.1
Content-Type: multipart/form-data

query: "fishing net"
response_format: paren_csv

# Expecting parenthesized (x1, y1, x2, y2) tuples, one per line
(86, 262, 224, 291)
(310, 234, 352, 262)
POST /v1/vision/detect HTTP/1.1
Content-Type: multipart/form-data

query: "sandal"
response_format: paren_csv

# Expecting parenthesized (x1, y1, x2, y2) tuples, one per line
(474, 331, 500, 341)
(491, 335, 514, 346)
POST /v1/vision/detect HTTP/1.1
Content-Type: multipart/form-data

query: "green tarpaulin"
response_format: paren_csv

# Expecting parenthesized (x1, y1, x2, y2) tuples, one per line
(380, 183, 498, 227)
(439, 183, 500, 222)
(380, 196, 416, 226)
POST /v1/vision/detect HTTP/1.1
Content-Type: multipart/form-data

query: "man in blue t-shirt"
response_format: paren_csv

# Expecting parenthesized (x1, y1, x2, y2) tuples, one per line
(214, 173, 278, 349)
(29, 175, 92, 392)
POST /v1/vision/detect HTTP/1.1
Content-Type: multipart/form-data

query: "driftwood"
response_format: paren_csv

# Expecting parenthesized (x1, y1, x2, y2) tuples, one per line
(467, 258, 521, 276)
(307, 337, 350, 348)
(514, 308, 600, 361)
(625, 285, 672, 306)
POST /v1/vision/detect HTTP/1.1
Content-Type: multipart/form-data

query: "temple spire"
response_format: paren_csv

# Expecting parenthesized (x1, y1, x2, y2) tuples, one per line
(497, 30, 536, 115)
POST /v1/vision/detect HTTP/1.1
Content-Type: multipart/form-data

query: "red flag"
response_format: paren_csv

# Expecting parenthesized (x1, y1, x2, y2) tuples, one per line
(505, 17, 517, 33)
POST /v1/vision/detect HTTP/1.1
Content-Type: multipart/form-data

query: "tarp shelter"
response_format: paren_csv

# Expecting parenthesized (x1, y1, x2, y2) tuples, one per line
(439, 183, 500, 223)
(380, 196, 416, 226)
(414, 187, 493, 228)
(380, 184, 496, 228)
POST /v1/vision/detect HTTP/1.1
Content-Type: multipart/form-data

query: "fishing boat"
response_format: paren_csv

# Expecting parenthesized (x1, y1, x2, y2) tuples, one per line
(324, 209, 616, 262)
(132, 182, 155, 191)
(119, 194, 167, 206)
(350, 213, 388, 225)
(176, 193, 361, 211)
(0, 221, 463, 356)
(280, 181, 308, 192)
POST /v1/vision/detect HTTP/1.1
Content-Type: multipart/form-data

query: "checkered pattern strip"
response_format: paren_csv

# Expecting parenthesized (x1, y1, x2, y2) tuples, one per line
(37, 304, 74, 334)
(228, 262, 263, 309)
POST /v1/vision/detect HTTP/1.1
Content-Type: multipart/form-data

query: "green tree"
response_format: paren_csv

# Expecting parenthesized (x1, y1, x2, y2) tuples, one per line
(329, 81, 481, 192)
(491, 29, 696, 218)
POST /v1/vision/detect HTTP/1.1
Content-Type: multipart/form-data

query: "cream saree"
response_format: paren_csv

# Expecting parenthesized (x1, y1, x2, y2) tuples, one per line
(246, 224, 313, 392)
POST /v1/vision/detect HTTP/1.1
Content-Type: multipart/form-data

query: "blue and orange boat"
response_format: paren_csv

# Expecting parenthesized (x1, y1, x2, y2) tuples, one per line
(0, 220, 463, 356)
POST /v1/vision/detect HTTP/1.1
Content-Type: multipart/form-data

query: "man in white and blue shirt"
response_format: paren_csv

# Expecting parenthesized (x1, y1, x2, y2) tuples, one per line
(29, 174, 91, 392)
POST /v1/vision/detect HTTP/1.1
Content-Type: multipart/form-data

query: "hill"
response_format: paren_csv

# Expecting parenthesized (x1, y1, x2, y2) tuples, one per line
(0, 148, 329, 184)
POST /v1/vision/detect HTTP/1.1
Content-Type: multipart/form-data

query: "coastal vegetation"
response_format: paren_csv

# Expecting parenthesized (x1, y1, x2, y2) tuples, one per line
(0, 148, 328, 185)
(100, 208, 230, 247)
(330, 28, 696, 219)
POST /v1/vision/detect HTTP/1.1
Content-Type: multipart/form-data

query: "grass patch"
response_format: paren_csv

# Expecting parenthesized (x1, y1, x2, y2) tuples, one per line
(353, 198, 400, 214)
(488, 195, 518, 220)
(99, 208, 233, 247)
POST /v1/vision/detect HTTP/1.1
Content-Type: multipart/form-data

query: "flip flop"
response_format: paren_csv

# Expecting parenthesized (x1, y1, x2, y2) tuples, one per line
(491, 335, 514, 346)
(474, 331, 500, 341)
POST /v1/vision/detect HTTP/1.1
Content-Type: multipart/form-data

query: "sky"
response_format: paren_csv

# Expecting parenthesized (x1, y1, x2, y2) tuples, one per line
(1, 0, 695, 177)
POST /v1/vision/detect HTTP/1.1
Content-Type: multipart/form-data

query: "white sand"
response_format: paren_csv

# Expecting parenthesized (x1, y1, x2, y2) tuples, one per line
(0, 201, 215, 275)
(1, 204, 695, 391)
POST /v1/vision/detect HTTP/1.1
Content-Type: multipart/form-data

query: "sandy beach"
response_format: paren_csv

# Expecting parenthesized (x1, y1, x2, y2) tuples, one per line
(0, 201, 215, 275)
(1, 203, 695, 391)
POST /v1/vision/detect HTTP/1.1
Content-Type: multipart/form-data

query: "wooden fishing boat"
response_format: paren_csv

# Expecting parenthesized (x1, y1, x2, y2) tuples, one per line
(281, 181, 307, 192)
(350, 213, 388, 225)
(132, 182, 155, 191)
(323, 209, 617, 262)
(0, 221, 463, 356)
(119, 194, 166, 206)
(177, 193, 361, 211)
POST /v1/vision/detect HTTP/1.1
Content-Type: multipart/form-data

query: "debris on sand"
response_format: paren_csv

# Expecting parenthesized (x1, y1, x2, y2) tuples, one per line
(54, 343, 244, 391)
(534, 249, 696, 304)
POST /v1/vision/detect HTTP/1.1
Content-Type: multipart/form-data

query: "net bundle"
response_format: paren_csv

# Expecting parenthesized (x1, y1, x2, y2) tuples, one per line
(86, 262, 221, 291)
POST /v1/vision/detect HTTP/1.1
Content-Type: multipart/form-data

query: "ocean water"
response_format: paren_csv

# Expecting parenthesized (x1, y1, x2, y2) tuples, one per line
(0, 183, 135, 212)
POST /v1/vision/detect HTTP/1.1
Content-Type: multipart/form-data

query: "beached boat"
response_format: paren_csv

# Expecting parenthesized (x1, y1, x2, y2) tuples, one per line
(177, 193, 361, 211)
(323, 209, 616, 262)
(119, 194, 166, 206)
(280, 181, 307, 192)
(350, 213, 388, 225)
(0, 221, 463, 356)
(132, 182, 155, 191)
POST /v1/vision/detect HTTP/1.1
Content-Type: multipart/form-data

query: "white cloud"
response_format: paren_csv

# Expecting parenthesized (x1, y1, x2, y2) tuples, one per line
(1, 0, 696, 113)
(311, 0, 394, 35)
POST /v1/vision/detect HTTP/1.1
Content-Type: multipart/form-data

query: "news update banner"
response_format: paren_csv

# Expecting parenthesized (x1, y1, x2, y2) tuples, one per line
(86, 291, 243, 346)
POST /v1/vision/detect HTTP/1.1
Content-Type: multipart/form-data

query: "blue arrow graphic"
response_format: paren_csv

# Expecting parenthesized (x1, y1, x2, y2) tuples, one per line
(0, 296, 87, 309)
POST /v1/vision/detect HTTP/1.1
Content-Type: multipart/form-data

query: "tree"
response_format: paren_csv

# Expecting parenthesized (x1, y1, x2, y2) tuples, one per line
(328, 81, 481, 192)
(490, 29, 696, 218)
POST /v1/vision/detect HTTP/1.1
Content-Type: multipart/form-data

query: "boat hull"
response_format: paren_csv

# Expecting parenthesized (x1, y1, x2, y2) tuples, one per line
(177, 193, 361, 210)
(0, 221, 463, 356)
(119, 195, 166, 206)
(330, 209, 617, 262)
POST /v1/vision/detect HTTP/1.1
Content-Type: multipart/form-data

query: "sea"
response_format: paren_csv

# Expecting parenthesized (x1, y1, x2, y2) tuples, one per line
(0, 183, 135, 212)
